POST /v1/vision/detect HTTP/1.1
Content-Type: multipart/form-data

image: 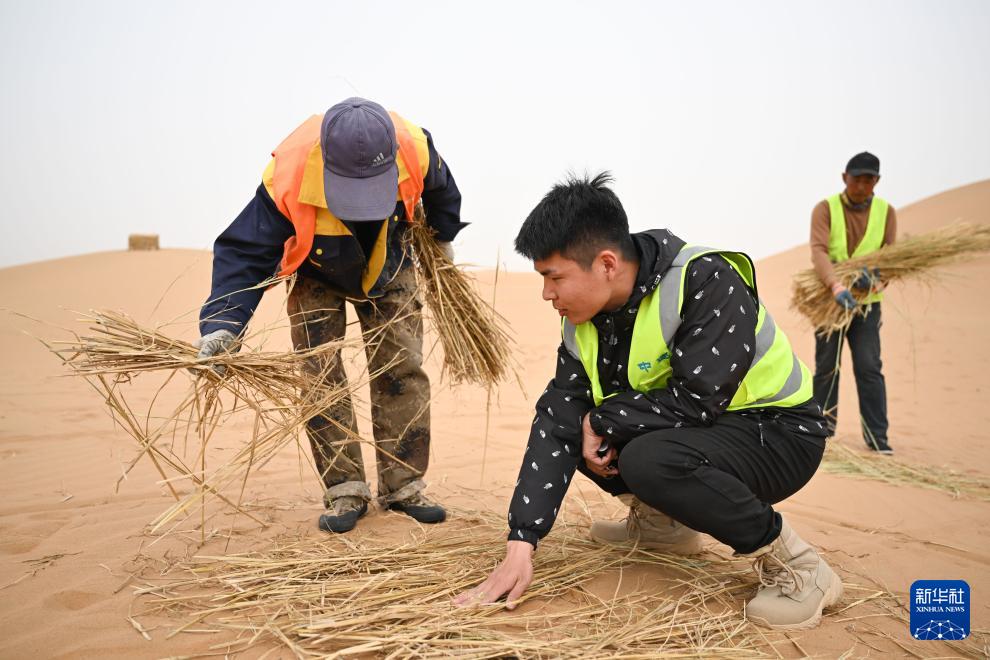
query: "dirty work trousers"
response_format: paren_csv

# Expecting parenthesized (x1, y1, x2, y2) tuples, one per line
(287, 266, 431, 508)
(577, 413, 825, 554)
(812, 302, 889, 448)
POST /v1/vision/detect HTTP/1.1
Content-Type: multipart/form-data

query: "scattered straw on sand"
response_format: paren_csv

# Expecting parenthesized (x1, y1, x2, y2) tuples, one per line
(821, 441, 990, 501)
(134, 509, 770, 658)
(44, 309, 400, 535)
(407, 204, 516, 388)
(132, 507, 990, 658)
(791, 222, 990, 335)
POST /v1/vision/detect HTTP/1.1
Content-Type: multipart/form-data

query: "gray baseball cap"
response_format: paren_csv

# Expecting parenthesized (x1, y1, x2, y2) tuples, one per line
(321, 97, 398, 221)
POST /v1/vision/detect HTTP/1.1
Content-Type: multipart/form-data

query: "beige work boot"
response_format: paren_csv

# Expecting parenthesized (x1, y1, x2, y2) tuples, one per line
(740, 519, 844, 630)
(590, 495, 704, 555)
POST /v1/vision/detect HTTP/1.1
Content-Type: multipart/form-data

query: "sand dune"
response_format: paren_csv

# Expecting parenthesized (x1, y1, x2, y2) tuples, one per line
(1, 180, 988, 657)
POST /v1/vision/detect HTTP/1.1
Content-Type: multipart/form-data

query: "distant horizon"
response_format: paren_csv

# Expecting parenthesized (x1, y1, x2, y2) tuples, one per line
(2, 0, 989, 271)
(2, 175, 986, 272)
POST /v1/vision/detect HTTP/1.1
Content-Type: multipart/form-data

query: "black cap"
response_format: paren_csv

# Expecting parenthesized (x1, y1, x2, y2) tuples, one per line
(845, 151, 880, 177)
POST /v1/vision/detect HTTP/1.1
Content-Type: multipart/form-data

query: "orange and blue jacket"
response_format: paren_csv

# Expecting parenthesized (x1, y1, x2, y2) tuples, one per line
(200, 115, 463, 336)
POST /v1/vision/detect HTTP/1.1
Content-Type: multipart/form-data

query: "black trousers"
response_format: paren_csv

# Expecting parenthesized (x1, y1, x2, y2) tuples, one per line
(812, 303, 888, 446)
(577, 414, 825, 554)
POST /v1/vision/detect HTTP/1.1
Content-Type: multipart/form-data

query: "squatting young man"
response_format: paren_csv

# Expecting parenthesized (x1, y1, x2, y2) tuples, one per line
(454, 173, 841, 630)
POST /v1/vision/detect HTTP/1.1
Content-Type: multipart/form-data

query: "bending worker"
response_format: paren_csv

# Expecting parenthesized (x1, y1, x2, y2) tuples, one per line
(455, 172, 840, 631)
(810, 151, 896, 454)
(197, 97, 465, 532)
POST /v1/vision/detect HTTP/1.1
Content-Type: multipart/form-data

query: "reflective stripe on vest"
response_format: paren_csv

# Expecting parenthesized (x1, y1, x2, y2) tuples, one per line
(390, 111, 424, 221)
(265, 112, 430, 279)
(562, 245, 813, 411)
(827, 194, 888, 304)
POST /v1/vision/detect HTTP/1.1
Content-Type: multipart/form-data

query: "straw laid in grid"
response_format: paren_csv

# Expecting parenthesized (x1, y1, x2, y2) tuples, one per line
(407, 204, 516, 387)
(820, 441, 990, 501)
(790, 222, 990, 335)
(45, 309, 401, 535)
(134, 508, 772, 658)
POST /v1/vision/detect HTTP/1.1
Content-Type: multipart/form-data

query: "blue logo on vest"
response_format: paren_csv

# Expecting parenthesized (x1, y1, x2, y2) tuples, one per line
(637, 361, 652, 372)
(657, 352, 670, 364)
(910, 580, 969, 640)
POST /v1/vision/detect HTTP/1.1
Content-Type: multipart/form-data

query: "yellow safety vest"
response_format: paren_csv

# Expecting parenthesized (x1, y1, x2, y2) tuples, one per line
(563, 245, 813, 411)
(827, 194, 888, 304)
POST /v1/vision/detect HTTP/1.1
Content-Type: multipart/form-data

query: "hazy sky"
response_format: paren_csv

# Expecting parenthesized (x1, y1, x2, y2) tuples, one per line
(1, 0, 988, 271)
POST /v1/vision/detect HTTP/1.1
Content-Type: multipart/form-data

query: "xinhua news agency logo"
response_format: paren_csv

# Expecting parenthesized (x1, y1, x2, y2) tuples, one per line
(910, 580, 970, 640)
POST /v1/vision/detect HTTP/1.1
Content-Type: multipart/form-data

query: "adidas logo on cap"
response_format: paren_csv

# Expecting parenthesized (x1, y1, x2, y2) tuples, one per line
(371, 152, 387, 167)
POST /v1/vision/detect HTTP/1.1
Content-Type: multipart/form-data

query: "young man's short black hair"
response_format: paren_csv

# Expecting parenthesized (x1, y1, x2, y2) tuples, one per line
(514, 171, 636, 269)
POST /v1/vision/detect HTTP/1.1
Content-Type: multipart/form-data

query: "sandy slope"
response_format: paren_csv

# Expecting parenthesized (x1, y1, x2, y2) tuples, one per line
(0, 180, 988, 657)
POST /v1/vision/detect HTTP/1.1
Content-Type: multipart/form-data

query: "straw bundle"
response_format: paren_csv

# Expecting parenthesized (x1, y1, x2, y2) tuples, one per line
(791, 222, 990, 335)
(47, 309, 399, 534)
(128, 234, 160, 250)
(407, 204, 515, 387)
(136, 509, 770, 658)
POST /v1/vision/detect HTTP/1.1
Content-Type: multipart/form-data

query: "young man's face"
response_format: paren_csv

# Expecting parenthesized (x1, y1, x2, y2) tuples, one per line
(534, 252, 613, 325)
(842, 173, 880, 204)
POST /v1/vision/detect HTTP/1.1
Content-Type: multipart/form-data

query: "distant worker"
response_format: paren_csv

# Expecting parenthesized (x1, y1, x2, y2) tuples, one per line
(197, 98, 465, 531)
(810, 151, 896, 454)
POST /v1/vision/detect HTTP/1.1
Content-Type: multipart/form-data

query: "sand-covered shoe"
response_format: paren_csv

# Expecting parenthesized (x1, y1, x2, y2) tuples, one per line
(590, 496, 703, 555)
(740, 519, 843, 630)
(388, 490, 446, 523)
(318, 496, 368, 533)
(383, 479, 446, 523)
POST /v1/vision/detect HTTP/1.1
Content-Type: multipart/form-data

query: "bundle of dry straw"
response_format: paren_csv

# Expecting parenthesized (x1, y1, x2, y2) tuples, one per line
(407, 204, 515, 387)
(791, 222, 990, 335)
(136, 509, 770, 658)
(46, 309, 399, 535)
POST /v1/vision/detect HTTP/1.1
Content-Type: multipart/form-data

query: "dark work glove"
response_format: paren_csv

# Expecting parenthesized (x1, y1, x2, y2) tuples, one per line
(852, 267, 881, 290)
(834, 287, 857, 310)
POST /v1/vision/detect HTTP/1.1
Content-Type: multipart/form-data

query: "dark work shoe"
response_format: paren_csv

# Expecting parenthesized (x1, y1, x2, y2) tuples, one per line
(388, 491, 446, 524)
(867, 440, 894, 455)
(318, 496, 368, 533)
